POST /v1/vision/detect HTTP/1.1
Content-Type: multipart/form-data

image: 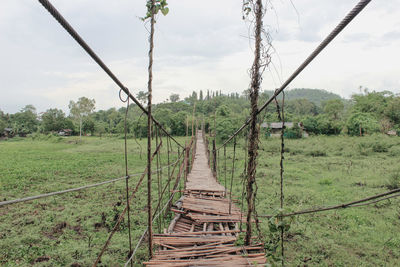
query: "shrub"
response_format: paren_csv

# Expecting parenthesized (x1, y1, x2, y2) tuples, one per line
(389, 146, 400, 156)
(346, 112, 380, 136)
(386, 170, 400, 189)
(307, 149, 326, 157)
(372, 142, 389, 153)
(319, 178, 333, 185)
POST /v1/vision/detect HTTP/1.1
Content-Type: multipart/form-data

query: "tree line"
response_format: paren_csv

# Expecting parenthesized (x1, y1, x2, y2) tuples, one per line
(1, 88, 399, 140)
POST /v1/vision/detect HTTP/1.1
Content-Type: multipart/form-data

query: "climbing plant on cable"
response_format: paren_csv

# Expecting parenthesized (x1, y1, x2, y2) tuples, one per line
(142, 0, 169, 21)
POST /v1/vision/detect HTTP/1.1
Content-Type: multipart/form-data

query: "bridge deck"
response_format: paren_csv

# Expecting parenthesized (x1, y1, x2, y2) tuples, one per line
(145, 131, 266, 266)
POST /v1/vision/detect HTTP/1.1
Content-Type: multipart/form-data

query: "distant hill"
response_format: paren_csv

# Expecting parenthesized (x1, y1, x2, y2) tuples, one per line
(264, 88, 342, 106)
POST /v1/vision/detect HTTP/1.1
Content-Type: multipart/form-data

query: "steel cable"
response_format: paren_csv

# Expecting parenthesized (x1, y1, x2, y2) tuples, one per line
(37, 0, 183, 149)
(217, 0, 372, 150)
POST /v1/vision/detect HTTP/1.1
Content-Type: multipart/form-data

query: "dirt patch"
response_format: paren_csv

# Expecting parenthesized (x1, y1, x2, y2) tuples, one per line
(353, 182, 366, 187)
(44, 221, 83, 239)
(34, 255, 50, 263)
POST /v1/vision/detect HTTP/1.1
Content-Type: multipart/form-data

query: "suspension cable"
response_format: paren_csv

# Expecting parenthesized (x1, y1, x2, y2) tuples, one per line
(217, 0, 372, 150)
(37, 0, 183, 149)
(260, 188, 400, 218)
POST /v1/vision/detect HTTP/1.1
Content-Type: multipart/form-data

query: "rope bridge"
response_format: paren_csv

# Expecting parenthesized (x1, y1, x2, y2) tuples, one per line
(4, 0, 400, 266)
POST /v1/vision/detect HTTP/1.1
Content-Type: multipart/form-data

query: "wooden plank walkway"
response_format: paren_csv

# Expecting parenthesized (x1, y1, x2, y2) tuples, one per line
(145, 131, 266, 266)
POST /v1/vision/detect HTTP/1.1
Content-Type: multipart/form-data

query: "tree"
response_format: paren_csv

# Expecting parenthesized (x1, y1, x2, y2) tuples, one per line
(216, 117, 237, 141)
(82, 117, 95, 135)
(169, 93, 180, 103)
(170, 111, 189, 136)
(287, 99, 318, 115)
(199, 90, 203, 101)
(0, 120, 6, 134)
(95, 121, 107, 137)
(41, 108, 67, 132)
(323, 99, 344, 120)
(346, 112, 379, 136)
(11, 105, 38, 135)
(216, 105, 230, 117)
(137, 91, 148, 105)
(69, 97, 96, 139)
(351, 91, 390, 117)
(385, 97, 400, 126)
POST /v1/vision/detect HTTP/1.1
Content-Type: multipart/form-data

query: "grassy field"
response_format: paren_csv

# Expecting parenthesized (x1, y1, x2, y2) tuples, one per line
(0, 135, 187, 266)
(1, 134, 400, 266)
(214, 133, 400, 266)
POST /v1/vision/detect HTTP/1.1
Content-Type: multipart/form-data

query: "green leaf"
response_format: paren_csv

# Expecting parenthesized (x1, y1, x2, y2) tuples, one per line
(161, 7, 169, 16)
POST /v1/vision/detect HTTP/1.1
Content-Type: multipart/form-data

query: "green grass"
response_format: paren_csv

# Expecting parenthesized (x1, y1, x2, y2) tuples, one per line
(0, 135, 187, 266)
(1, 134, 400, 266)
(214, 134, 400, 266)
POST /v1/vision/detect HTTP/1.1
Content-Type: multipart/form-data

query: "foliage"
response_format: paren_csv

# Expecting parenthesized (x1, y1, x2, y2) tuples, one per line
(169, 93, 180, 103)
(264, 88, 341, 107)
(142, 0, 169, 21)
(41, 108, 70, 133)
(0, 119, 6, 134)
(216, 117, 238, 142)
(286, 98, 318, 115)
(10, 105, 39, 135)
(386, 169, 400, 189)
(136, 91, 148, 105)
(69, 97, 96, 138)
(82, 117, 95, 135)
(303, 114, 342, 135)
(323, 99, 344, 120)
(284, 122, 302, 139)
(384, 96, 400, 125)
(346, 112, 379, 136)
(2, 88, 399, 138)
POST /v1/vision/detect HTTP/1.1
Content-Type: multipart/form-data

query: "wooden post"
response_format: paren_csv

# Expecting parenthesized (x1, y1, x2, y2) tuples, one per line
(212, 139, 217, 176)
(186, 116, 189, 137)
(191, 102, 196, 137)
(146, 0, 156, 257)
(185, 142, 190, 183)
(245, 0, 263, 246)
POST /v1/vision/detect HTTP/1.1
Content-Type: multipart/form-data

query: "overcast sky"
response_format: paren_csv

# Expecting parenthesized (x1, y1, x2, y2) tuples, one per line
(0, 0, 399, 114)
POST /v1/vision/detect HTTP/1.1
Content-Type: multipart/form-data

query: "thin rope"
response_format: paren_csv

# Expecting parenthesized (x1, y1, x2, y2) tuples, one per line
(122, 96, 133, 266)
(0, 159, 179, 207)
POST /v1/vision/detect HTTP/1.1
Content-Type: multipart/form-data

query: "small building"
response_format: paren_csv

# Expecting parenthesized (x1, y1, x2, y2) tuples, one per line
(3, 128, 14, 138)
(387, 130, 397, 136)
(260, 122, 308, 138)
(58, 129, 73, 136)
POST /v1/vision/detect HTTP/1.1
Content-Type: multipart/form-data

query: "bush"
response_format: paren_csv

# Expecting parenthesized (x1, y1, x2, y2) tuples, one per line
(386, 170, 400, 189)
(372, 142, 389, 152)
(346, 112, 380, 136)
(284, 123, 302, 139)
(307, 149, 326, 157)
(389, 146, 400, 156)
